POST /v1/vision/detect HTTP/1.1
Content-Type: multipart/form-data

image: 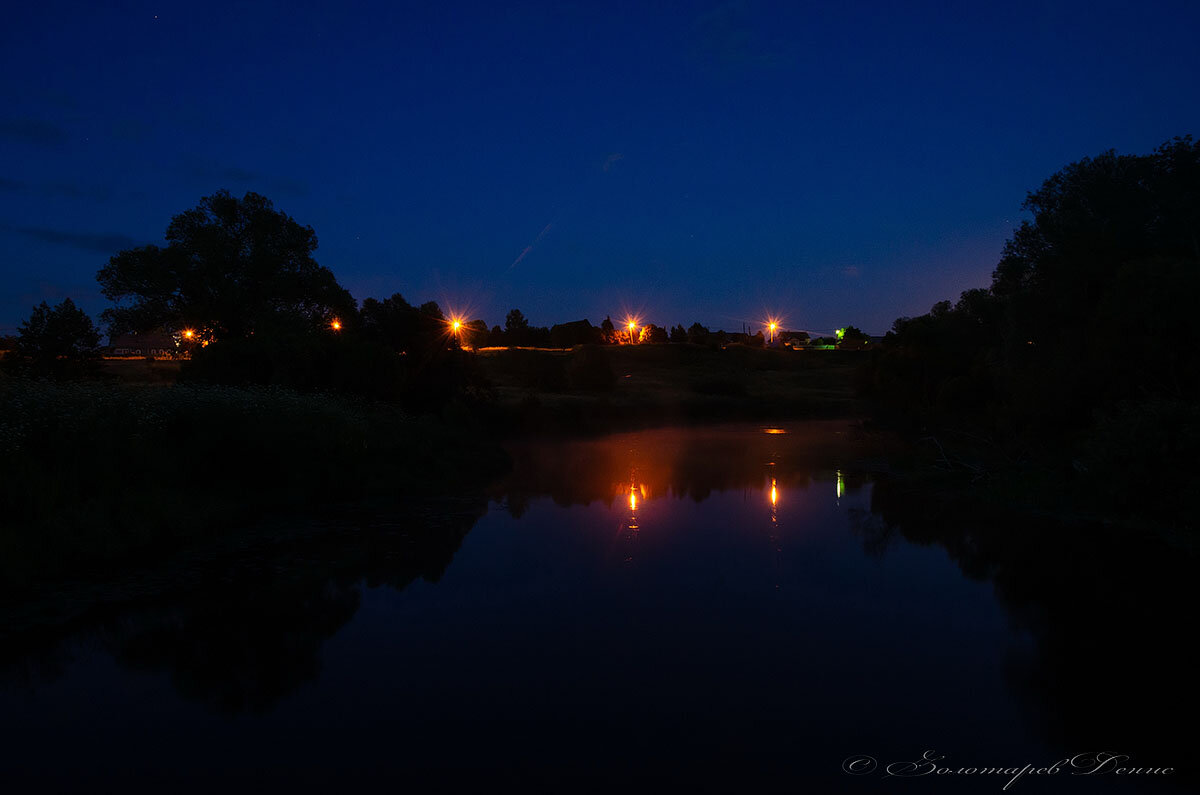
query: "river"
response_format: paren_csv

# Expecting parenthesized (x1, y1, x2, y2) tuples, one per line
(0, 422, 1192, 793)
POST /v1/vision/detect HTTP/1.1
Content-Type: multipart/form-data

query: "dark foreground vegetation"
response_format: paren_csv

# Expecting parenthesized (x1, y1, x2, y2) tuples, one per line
(0, 377, 506, 595)
(862, 136, 1200, 540)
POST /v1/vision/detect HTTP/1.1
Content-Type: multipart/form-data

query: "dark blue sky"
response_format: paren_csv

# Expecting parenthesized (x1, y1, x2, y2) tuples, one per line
(2, 0, 1198, 336)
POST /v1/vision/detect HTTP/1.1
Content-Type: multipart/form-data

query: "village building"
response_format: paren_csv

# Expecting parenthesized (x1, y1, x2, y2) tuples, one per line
(108, 331, 178, 358)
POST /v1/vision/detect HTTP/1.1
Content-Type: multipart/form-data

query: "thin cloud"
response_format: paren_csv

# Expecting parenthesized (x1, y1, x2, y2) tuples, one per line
(267, 176, 310, 198)
(689, 1, 787, 71)
(843, 266, 861, 278)
(603, 153, 624, 171)
(10, 225, 139, 254)
(46, 183, 114, 201)
(216, 166, 259, 182)
(0, 118, 69, 147)
(185, 162, 310, 197)
(0, 179, 113, 200)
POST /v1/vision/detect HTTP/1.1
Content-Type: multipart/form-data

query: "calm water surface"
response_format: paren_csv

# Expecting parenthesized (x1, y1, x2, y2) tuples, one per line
(1, 422, 1192, 793)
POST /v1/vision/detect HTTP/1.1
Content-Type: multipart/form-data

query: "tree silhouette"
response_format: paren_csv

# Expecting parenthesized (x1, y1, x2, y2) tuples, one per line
(865, 134, 1200, 525)
(837, 325, 868, 349)
(360, 293, 425, 352)
(643, 324, 669, 344)
(505, 308, 529, 333)
(505, 308, 530, 346)
(687, 322, 710, 345)
(97, 190, 355, 340)
(14, 298, 100, 369)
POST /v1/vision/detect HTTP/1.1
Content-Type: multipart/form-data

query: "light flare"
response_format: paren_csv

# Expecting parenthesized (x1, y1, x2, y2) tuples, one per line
(765, 316, 781, 343)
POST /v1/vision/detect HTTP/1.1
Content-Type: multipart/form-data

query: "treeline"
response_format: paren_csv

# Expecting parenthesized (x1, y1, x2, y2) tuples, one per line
(861, 136, 1200, 530)
(3, 180, 869, 413)
(0, 192, 489, 412)
(474, 317, 867, 349)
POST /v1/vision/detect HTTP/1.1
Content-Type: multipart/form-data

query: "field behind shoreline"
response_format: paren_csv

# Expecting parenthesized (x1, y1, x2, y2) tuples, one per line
(97, 343, 868, 431)
(475, 343, 866, 432)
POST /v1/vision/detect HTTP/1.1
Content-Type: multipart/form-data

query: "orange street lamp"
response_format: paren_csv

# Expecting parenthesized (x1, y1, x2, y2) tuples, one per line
(448, 315, 472, 349)
(182, 329, 196, 340)
(330, 319, 342, 331)
(625, 317, 639, 344)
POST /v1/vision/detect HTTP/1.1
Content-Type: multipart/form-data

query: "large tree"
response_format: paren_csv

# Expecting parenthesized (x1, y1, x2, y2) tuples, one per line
(16, 298, 100, 364)
(868, 136, 1200, 431)
(97, 190, 355, 340)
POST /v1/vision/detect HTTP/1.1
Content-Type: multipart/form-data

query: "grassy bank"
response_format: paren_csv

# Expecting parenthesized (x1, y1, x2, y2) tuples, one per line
(476, 343, 866, 434)
(0, 376, 507, 592)
(95, 345, 867, 435)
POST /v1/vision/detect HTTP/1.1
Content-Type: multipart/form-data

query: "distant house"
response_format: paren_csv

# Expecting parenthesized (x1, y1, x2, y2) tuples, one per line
(109, 331, 177, 358)
(779, 330, 810, 348)
(550, 319, 601, 348)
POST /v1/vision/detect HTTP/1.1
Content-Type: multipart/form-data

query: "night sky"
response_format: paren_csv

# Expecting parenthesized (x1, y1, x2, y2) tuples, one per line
(2, 0, 1198, 337)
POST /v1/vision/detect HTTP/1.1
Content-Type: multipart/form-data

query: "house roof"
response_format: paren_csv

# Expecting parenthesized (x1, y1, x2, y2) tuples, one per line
(110, 332, 176, 349)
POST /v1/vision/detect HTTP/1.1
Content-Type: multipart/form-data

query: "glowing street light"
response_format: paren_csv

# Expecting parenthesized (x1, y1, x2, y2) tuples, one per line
(625, 317, 640, 344)
(765, 316, 780, 343)
(330, 319, 342, 331)
(182, 329, 195, 340)
(446, 315, 474, 349)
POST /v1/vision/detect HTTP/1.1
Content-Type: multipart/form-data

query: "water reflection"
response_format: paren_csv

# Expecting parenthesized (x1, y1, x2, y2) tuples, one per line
(0, 422, 1193, 792)
(4, 422, 875, 718)
(0, 499, 485, 715)
(492, 421, 868, 514)
(862, 476, 1198, 785)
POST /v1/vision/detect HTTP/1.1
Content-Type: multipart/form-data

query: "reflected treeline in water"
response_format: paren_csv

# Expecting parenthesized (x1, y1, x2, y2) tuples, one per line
(0, 425, 878, 717)
(860, 476, 1199, 784)
(0, 498, 486, 714)
(8, 421, 1190, 792)
(490, 421, 877, 517)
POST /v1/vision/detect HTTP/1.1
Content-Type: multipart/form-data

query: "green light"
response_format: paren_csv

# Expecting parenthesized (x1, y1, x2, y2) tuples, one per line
(835, 328, 846, 340)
